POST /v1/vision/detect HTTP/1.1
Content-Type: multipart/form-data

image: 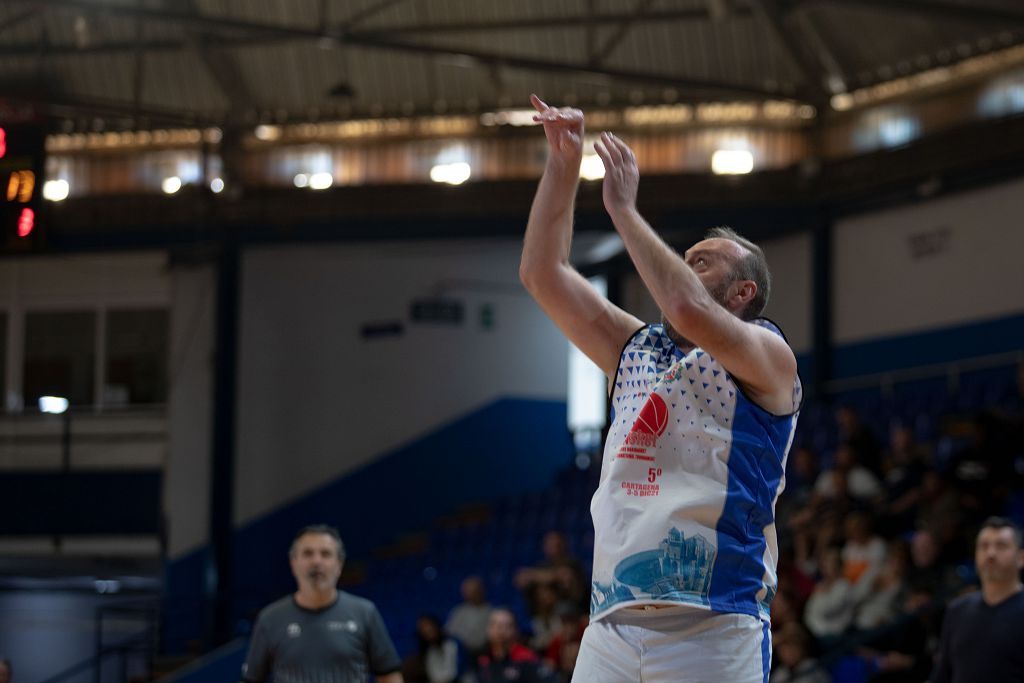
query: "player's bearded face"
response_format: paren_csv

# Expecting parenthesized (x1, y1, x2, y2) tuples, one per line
(662, 275, 734, 349)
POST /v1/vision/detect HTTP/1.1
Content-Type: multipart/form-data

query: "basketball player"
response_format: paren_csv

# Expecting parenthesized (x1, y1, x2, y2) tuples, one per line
(520, 96, 801, 682)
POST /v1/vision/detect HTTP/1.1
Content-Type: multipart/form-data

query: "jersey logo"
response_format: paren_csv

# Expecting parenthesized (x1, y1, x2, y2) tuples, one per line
(616, 393, 667, 462)
(287, 623, 301, 638)
(328, 620, 358, 632)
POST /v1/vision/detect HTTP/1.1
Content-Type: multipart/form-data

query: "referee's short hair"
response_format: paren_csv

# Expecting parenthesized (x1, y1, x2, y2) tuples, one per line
(290, 524, 345, 560)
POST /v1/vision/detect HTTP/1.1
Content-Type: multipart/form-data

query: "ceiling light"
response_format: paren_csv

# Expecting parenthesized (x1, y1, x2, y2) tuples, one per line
(161, 176, 182, 194)
(43, 179, 70, 202)
(711, 150, 753, 175)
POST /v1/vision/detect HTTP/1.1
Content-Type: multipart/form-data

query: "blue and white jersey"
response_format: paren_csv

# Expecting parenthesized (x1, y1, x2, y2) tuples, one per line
(590, 321, 802, 622)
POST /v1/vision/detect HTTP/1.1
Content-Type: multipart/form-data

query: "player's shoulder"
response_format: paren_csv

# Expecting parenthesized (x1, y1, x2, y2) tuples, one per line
(749, 317, 792, 344)
(625, 323, 670, 352)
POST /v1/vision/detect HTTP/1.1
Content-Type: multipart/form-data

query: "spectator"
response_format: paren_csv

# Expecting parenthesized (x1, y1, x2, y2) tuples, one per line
(513, 532, 586, 613)
(540, 603, 585, 677)
(804, 547, 855, 642)
(842, 512, 887, 596)
(933, 517, 1024, 682)
(402, 615, 458, 683)
(474, 609, 549, 683)
(836, 406, 883, 476)
(528, 584, 562, 652)
(878, 425, 930, 535)
(0, 658, 10, 683)
(915, 472, 961, 550)
(854, 540, 910, 631)
(813, 443, 883, 502)
(445, 576, 493, 660)
(770, 623, 829, 683)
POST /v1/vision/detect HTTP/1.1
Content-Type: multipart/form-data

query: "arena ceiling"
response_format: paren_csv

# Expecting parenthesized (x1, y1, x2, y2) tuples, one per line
(1, 0, 1023, 129)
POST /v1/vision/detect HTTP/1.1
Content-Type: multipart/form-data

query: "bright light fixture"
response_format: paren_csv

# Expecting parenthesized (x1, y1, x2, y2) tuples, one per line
(209, 177, 224, 193)
(579, 154, 605, 181)
(254, 125, 281, 141)
(429, 162, 471, 185)
(43, 179, 70, 201)
(161, 176, 182, 194)
(308, 172, 333, 190)
(293, 173, 309, 188)
(711, 149, 754, 175)
(39, 396, 69, 414)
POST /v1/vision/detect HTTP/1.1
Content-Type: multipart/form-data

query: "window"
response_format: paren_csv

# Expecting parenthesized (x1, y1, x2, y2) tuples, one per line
(105, 309, 169, 406)
(23, 311, 96, 407)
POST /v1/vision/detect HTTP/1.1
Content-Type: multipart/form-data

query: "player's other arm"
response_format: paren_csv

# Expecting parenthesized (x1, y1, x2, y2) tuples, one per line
(520, 95, 642, 379)
(595, 132, 795, 411)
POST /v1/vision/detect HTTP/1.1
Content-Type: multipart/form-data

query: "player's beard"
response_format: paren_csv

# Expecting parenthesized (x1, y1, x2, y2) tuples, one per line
(661, 277, 733, 350)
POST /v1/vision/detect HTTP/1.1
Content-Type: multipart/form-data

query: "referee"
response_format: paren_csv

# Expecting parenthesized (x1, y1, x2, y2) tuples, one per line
(241, 525, 403, 683)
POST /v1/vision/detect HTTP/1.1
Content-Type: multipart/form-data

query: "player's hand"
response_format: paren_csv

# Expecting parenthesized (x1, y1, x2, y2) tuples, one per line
(594, 131, 639, 216)
(531, 94, 584, 168)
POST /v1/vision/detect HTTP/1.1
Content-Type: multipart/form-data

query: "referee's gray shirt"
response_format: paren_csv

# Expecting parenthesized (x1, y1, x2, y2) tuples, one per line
(241, 592, 401, 683)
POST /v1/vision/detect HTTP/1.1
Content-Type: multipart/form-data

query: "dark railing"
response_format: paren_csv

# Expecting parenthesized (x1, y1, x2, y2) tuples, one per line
(37, 601, 159, 683)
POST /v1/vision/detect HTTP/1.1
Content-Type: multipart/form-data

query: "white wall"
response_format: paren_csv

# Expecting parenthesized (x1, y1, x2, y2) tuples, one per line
(833, 177, 1024, 344)
(234, 238, 569, 526)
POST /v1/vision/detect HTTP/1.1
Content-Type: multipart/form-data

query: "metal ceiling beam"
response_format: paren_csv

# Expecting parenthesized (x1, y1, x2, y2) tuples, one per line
(38, 92, 216, 126)
(809, 0, 1024, 24)
(10, 0, 797, 103)
(590, 0, 659, 66)
(176, 0, 258, 113)
(21, 0, 754, 36)
(0, 5, 43, 37)
(344, 35, 793, 101)
(753, 0, 834, 107)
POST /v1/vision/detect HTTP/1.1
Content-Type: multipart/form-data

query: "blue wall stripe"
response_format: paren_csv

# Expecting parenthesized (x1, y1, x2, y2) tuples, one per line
(163, 397, 572, 653)
(833, 312, 1024, 379)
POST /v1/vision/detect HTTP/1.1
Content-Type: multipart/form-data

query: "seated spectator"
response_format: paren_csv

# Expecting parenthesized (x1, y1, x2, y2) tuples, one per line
(445, 576, 493, 661)
(540, 603, 585, 680)
(770, 623, 829, 683)
(474, 609, 550, 683)
(528, 584, 562, 652)
(0, 658, 10, 683)
(914, 474, 962, 554)
(514, 532, 587, 614)
(814, 443, 883, 502)
(842, 512, 887, 596)
(804, 547, 855, 642)
(836, 405, 883, 477)
(402, 615, 459, 683)
(907, 529, 963, 603)
(854, 539, 910, 631)
(878, 425, 930, 535)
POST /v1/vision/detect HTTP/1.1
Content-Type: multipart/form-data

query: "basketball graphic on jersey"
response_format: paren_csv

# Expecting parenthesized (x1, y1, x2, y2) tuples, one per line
(631, 393, 668, 437)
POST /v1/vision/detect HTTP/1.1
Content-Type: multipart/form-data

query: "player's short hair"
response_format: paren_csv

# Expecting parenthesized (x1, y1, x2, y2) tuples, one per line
(978, 516, 1023, 549)
(290, 524, 346, 560)
(706, 226, 770, 320)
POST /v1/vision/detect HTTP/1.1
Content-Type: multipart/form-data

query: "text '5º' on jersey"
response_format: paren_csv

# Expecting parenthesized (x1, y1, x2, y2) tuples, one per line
(590, 321, 802, 622)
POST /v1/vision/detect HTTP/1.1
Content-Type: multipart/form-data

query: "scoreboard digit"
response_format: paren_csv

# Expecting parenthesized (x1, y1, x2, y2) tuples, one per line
(0, 123, 46, 250)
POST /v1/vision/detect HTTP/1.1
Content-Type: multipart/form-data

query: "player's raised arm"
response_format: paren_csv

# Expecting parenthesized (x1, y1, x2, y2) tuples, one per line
(519, 96, 642, 379)
(594, 131, 796, 413)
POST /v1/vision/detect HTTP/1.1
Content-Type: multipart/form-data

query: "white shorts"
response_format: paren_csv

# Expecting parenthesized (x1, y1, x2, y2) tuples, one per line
(571, 606, 770, 683)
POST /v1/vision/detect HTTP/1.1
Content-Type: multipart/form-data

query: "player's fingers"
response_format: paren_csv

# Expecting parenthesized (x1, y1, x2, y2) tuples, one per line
(593, 139, 613, 169)
(600, 132, 624, 166)
(610, 133, 636, 163)
(530, 94, 548, 113)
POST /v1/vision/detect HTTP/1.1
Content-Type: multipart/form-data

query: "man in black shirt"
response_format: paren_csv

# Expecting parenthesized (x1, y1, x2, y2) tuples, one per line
(933, 517, 1024, 683)
(241, 525, 403, 683)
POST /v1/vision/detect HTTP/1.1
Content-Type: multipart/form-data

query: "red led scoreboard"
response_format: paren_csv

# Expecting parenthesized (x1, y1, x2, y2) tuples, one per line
(0, 122, 46, 250)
